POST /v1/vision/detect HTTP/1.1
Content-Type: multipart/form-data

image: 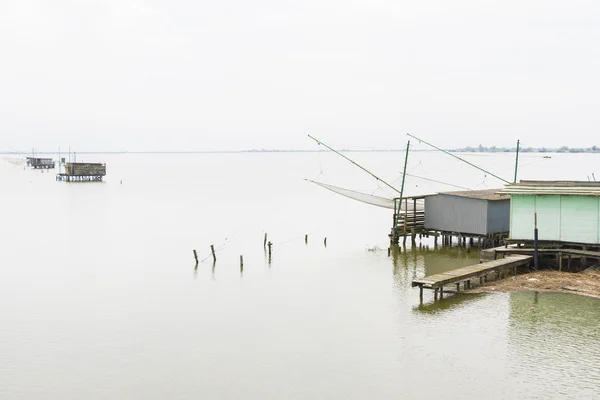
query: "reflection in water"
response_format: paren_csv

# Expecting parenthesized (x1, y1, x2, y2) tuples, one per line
(414, 292, 487, 314)
(508, 292, 600, 398)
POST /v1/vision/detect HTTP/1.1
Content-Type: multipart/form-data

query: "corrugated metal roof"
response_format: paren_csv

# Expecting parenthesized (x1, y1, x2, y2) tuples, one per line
(516, 180, 600, 187)
(434, 189, 508, 201)
(501, 180, 600, 196)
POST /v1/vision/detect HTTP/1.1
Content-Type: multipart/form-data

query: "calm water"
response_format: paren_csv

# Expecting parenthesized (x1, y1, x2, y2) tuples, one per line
(1, 151, 599, 399)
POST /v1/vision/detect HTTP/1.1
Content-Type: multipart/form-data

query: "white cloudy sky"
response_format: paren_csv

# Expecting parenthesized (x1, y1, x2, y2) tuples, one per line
(1, 0, 598, 152)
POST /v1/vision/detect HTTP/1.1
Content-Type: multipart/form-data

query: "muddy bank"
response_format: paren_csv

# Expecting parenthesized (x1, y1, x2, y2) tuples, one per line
(465, 269, 600, 299)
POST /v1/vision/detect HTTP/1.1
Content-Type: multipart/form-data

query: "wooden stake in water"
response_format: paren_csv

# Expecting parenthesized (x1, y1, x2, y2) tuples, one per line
(193, 249, 198, 264)
(267, 241, 272, 258)
(264, 233, 268, 249)
(211, 245, 217, 262)
(240, 255, 244, 271)
(305, 234, 308, 244)
(324, 237, 327, 247)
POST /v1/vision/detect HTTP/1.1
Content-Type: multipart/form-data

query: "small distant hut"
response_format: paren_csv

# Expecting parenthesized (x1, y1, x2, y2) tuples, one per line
(501, 181, 600, 247)
(26, 157, 55, 169)
(56, 162, 106, 182)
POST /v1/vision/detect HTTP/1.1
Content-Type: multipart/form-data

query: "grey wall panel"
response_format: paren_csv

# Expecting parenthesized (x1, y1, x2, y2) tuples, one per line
(487, 200, 510, 234)
(424, 195, 488, 235)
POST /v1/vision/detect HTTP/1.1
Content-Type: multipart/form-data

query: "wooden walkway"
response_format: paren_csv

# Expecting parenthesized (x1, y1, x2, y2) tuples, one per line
(412, 255, 533, 298)
(493, 247, 600, 258)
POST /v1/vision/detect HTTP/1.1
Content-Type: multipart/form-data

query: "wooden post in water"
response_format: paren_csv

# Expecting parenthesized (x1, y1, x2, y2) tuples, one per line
(387, 247, 391, 257)
(267, 241, 272, 258)
(240, 255, 244, 271)
(264, 233, 268, 249)
(305, 234, 308, 244)
(193, 250, 198, 264)
(533, 213, 539, 270)
(211, 245, 217, 262)
(324, 237, 327, 247)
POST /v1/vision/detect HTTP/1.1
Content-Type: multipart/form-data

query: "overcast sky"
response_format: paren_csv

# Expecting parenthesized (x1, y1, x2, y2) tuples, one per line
(1, 0, 598, 152)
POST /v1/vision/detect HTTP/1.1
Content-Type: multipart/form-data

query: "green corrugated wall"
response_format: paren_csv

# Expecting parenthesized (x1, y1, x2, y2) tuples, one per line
(511, 195, 535, 240)
(536, 195, 560, 240)
(510, 194, 600, 244)
(560, 196, 598, 243)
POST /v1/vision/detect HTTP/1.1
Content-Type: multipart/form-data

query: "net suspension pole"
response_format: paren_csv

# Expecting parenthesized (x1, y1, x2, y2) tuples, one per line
(406, 133, 510, 184)
(514, 139, 520, 183)
(397, 139, 410, 218)
(307, 135, 401, 195)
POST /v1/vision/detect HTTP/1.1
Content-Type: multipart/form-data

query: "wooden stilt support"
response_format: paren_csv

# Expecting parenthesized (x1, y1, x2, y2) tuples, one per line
(434, 288, 439, 301)
(558, 252, 562, 271)
(456, 283, 460, 291)
(210, 245, 217, 262)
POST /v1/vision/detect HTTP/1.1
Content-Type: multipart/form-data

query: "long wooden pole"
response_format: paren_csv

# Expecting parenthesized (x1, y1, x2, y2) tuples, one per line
(399, 140, 410, 203)
(393, 140, 410, 242)
(514, 139, 520, 183)
(308, 135, 401, 195)
(406, 133, 510, 184)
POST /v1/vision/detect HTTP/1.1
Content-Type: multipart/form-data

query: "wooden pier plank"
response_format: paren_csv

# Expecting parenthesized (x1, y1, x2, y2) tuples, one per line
(494, 247, 600, 259)
(412, 255, 532, 289)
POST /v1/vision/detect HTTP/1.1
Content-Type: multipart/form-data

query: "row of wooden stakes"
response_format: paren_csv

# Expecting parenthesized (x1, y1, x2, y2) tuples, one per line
(192, 233, 328, 267)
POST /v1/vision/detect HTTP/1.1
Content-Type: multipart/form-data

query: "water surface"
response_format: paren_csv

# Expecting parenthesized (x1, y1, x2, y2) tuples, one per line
(1, 152, 599, 399)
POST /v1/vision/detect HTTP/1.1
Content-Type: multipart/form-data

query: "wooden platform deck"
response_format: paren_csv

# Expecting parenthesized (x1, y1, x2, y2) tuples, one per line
(493, 247, 600, 258)
(412, 254, 533, 298)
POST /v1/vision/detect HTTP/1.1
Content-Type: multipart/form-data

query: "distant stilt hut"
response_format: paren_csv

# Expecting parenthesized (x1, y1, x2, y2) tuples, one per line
(26, 157, 55, 169)
(56, 162, 106, 182)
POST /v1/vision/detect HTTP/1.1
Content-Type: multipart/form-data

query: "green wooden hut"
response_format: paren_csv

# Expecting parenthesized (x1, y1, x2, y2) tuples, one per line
(501, 181, 600, 245)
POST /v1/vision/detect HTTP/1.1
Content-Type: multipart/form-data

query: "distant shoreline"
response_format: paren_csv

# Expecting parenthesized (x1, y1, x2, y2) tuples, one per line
(2, 148, 599, 155)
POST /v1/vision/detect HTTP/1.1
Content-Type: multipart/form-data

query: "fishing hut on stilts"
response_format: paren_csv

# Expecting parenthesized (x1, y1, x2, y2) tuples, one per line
(307, 134, 520, 250)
